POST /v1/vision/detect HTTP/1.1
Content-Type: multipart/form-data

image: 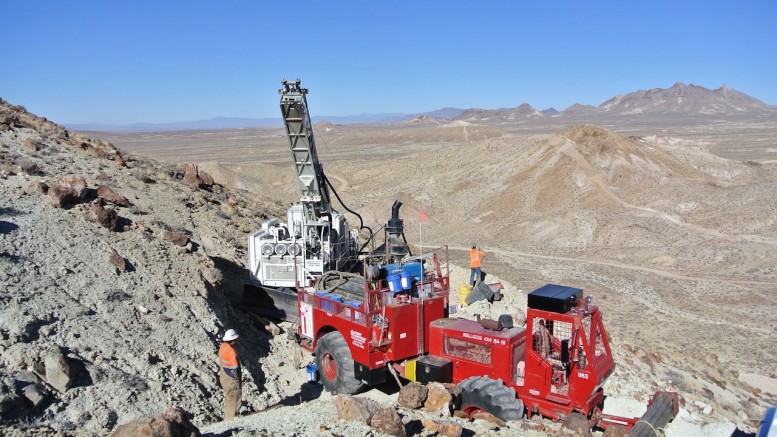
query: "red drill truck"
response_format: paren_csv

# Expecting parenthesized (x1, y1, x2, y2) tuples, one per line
(295, 246, 678, 432)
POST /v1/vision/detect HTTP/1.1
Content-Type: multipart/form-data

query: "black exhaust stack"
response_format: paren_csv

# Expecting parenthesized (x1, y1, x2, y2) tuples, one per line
(386, 200, 408, 259)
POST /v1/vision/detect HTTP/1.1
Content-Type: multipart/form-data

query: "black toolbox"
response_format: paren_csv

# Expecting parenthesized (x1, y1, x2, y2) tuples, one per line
(528, 284, 583, 314)
(416, 356, 452, 384)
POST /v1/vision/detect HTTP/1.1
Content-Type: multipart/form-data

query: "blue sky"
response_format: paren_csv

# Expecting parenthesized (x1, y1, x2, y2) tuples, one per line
(2, 1, 775, 124)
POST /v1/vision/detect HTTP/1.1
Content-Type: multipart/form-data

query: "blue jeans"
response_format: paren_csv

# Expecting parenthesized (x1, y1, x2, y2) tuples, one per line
(470, 267, 481, 285)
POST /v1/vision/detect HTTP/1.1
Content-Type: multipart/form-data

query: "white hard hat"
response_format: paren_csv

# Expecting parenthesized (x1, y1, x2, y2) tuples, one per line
(222, 329, 239, 342)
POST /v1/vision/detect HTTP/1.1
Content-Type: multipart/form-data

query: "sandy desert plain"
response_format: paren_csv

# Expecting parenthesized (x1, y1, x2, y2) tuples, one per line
(89, 107, 777, 431)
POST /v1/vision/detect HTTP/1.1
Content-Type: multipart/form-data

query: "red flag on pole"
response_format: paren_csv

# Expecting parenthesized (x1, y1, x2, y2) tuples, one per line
(419, 208, 429, 223)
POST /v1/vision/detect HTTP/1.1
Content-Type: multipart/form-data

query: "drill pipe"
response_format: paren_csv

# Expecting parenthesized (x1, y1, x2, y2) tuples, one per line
(630, 392, 678, 437)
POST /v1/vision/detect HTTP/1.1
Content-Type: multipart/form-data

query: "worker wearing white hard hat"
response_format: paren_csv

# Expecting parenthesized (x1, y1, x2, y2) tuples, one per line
(218, 328, 241, 420)
(223, 329, 239, 342)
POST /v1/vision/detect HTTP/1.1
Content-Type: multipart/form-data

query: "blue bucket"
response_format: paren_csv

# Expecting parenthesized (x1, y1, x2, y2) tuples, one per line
(402, 262, 423, 281)
(400, 271, 413, 290)
(306, 364, 318, 382)
(388, 274, 402, 293)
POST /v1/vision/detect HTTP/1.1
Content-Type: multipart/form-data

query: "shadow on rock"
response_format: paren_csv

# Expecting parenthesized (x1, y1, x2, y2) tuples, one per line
(0, 220, 19, 234)
(204, 256, 273, 394)
(371, 378, 404, 397)
(60, 347, 94, 389)
(0, 206, 25, 216)
(0, 251, 22, 262)
(278, 381, 324, 407)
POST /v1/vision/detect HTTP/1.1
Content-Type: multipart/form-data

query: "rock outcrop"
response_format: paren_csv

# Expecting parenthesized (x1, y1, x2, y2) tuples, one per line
(111, 407, 200, 437)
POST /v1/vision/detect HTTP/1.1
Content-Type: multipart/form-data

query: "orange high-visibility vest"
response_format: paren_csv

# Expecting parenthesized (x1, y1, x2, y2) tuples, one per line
(470, 248, 485, 268)
(219, 343, 239, 370)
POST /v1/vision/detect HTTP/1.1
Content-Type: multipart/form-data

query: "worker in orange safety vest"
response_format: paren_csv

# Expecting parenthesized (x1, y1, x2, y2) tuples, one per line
(469, 244, 485, 286)
(218, 329, 241, 420)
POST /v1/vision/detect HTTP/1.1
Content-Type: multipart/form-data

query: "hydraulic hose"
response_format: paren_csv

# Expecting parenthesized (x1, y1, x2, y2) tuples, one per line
(323, 173, 374, 239)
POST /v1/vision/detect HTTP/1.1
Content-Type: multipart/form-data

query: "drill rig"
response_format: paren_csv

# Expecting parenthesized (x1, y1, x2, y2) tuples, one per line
(246, 80, 678, 433)
(245, 80, 363, 319)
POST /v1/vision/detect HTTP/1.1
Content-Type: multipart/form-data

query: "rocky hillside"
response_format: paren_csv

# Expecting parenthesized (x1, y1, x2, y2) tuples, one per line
(0, 98, 309, 434)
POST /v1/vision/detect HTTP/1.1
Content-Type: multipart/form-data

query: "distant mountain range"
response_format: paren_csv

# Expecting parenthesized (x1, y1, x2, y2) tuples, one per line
(455, 83, 776, 122)
(68, 83, 776, 132)
(595, 83, 770, 115)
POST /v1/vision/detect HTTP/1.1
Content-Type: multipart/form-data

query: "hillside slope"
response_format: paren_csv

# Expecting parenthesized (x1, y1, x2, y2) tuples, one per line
(0, 99, 315, 433)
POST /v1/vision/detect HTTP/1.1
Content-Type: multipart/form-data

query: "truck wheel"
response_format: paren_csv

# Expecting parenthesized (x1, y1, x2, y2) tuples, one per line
(315, 331, 364, 395)
(459, 376, 524, 422)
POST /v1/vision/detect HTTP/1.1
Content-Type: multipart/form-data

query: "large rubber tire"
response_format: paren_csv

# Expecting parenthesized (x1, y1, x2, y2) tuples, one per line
(314, 331, 364, 395)
(459, 376, 524, 422)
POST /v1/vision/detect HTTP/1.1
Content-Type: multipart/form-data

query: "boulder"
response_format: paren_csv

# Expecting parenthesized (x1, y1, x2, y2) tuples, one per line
(91, 201, 118, 230)
(15, 370, 41, 385)
(442, 383, 462, 407)
(369, 407, 406, 437)
(44, 350, 72, 392)
(111, 416, 174, 437)
(115, 154, 126, 167)
(562, 412, 591, 436)
(397, 382, 428, 409)
(424, 382, 453, 416)
(111, 407, 200, 437)
(109, 248, 127, 272)
(47, 186, 79, 208)
(162, 407, 201, 437)
(335, 394, 380, 424)
(163, 231, 190, 247)
(61, 174, 87, 197)
(420, 418, 463, 437)
(472, 411, 506, 427)
(199, 171, 214, 187)
(602, 424, 631, 437)
(97, 185, 132, 207)
(35, 181, 49, 194)
(183, 164, 201, 188)
(22, 383, 48, 407)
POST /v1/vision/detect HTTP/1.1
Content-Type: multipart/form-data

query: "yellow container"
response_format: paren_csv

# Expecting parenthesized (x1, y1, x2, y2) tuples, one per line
(405, 359, 417, 382)
(458, 284, 473, 307)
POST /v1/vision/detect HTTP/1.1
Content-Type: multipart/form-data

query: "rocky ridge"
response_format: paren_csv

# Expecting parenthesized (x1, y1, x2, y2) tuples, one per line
(0, 98, 297, 433)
